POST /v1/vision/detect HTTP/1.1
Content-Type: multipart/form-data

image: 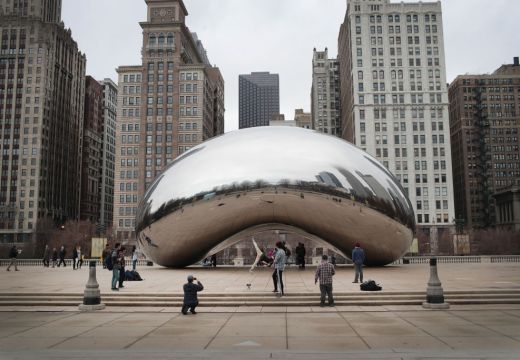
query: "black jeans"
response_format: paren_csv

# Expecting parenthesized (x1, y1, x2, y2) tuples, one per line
(57, 258, 66, 267)
(182, 301, 198, 314)
(320, 283, 334, 305)
(272, 269, 284, 294)
(119, 267, 125, 287)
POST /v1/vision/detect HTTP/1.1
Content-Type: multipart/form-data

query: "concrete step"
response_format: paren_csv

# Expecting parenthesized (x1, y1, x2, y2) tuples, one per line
(1, 289, 520, 307)
(3, 293, 520, 303)
(1, 297, 519, 307)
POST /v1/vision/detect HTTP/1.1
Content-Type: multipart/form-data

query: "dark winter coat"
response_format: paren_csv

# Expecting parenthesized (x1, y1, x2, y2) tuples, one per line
(183, 281, 204, 305)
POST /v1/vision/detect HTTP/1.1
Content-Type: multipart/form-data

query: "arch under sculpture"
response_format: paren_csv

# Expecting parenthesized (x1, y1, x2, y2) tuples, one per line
(135, 127, 415, 268)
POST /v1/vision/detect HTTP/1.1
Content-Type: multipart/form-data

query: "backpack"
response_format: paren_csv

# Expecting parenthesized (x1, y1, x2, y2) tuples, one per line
(124, 270, 143, 281)
(360, 280, 382, 291)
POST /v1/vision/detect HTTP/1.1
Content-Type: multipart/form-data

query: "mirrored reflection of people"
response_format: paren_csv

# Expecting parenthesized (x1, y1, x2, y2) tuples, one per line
(259, 248, 273, 266)
(6, 245, 19, 271)
(315, 254, 335, 307)
(51, 248, 58, 268)
(272, 241, 287, 296)
(295, 242, 306, 270)
(43, 245, 50, 267)
(352, 243, 365, 283)
(182, 275, 203, 315)
(57, 246, 66, 267)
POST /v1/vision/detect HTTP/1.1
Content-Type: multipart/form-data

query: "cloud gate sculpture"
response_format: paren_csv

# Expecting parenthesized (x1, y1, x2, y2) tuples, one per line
(136, 126, 415, 268)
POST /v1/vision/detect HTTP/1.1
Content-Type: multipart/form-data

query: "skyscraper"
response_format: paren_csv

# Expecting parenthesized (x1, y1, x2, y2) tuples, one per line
(338, 0, 455, 250)
(311, 48, 341, 135)
(81, 77, 104, 223)
(449, 58, 520, 229)
(99, 78, 117, 230)
(80, 77, 117, 230)
(0, 0, 86, 244)
(239, 72, 279, 129)
(113, 0, 225, 242)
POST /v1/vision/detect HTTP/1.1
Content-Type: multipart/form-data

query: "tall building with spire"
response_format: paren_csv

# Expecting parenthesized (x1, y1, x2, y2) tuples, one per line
(0, 0, 86, 246)
(114, 0, 225, 242)
(338, 0, 455, 251)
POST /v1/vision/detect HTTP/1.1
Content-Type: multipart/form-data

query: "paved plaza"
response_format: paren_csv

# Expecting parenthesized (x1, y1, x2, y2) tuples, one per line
(1, 262, 520, 295)
(0, 263, 520, 359)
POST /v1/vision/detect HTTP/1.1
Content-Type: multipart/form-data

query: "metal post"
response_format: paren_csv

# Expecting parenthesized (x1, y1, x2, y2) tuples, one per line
(78, 260, 106, 311)
(422, 257, 449, 309)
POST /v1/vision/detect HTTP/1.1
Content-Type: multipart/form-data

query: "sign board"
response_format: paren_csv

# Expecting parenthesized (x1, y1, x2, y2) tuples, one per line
(91, 237, 107, 258)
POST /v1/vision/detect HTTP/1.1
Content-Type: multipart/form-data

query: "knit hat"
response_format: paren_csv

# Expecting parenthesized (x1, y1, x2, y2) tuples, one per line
(187, 275, 194, 282)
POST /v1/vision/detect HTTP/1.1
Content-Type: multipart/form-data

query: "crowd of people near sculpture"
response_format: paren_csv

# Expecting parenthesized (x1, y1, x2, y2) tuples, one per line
(5, 239, 367, 310)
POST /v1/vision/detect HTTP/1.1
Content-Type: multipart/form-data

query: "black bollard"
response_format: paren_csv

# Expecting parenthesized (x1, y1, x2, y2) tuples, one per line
(422, 258, 450, 309)
(79, 260, 106, 311)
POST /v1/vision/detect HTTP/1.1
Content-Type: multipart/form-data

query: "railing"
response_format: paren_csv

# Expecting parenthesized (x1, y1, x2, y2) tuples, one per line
(0, 259, 154, 267)
(1, 256, 520, 267)
(394, 255, 520, 265)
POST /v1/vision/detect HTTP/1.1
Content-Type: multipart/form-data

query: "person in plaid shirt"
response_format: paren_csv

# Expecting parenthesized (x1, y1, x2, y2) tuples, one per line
(315, 254, 335, 307)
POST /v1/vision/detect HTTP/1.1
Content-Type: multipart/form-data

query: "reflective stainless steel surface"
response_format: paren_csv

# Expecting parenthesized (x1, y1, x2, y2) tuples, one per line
(136, 127, 415, 267)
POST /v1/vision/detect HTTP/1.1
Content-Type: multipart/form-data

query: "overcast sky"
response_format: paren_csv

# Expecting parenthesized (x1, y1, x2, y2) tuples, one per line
(62, 0, 520, 132)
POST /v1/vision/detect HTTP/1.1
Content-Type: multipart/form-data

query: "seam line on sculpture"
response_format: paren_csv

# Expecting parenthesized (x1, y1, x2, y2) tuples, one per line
(47, 312, 128, 349)
(204, 312, 233, 350)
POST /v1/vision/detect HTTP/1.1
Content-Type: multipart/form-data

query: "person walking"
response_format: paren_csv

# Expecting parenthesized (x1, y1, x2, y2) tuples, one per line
(352, 243, 365, 283)
(111, 243, 121, 291)
(131, 245, 138, 271)
(211, 253, 217, 268)
(315, 255, 335, 307)
(72, 245, 78, 270)
(57, 246, 66, 267)
(295, 242, 306, 270)
(77, 246, 83, 269)
(118, 246, 126, 288)
(181, 275, 203, 315)
(51, 248, 58, 268)
(6, 245, 19, 271)
(43, 245, 50, 267)
(272, 241, 287, 296)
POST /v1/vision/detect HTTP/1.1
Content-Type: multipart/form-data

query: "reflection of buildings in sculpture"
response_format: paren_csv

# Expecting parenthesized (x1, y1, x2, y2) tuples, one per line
(316, 172, 343, 188)
(357, 172, 392, 204)
(337, 168, 371, 201)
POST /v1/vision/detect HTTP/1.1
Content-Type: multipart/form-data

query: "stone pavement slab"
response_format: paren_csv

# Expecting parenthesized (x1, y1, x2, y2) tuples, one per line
(1, 263, 519, 294)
